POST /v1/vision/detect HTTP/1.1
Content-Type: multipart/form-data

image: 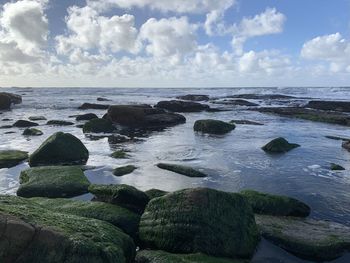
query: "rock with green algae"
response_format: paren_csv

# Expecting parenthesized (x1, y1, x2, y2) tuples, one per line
(113, 165, 137, 176)
(17, 166, 90, 198)
(0, 195, 135, 263)
(139, 188, 260, 259)
(0, 150, 28, 168)
(111, 150, 130, 159)
(240, 190, 310, 217)
(31, 197, 140, 238)
(46, 120, 74, 126)
(330, 163, 345, 171)
(23, 128, 43, 136)
(89, 184, 150, 214)
(135, 250, 248, 263)
(83, 118, 114, 133)
(145, 189, 168, 200)
(29, 132, 89, 167)
(255, 214, 350, 261)
(156, 163, 207, 178)
(262, 137, 300, 153)
(193, 119, 235, 135)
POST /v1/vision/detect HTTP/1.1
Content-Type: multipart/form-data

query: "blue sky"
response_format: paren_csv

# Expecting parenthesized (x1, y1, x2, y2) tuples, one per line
(0, 0, 350, 87)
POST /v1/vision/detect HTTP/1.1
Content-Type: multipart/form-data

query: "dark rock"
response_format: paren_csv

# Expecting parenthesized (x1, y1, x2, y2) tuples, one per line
(111, 150, 130, 159)
(113, 165, 137, 177)
(0, 125, 13, 129)
(0, 94, 11, 110)
(230, 120, 264, 125)
(0, 92, 22, 104)
(305, 100, 350, 112)
(213, 99, 259, 107)
(176, 94, 209, 101)
(0, 150, 28, 168)
(194, 119, 235, 135)
(13, 120, 39, 128)
(76, 113, 98, 121)
(145, 189, 169, 200)
(47, 120, 74, 126)
(108, 134, 133, 144)
(23, 128, 43, 136)
(29, 132, 89, 167)
(83, 118, 114, 133)
(325, 135, 350, 141)
(156, 163, 207, 177)
(97, 97, 111, 102)
(28, 116, 46, 121)
(89, 184, 150, 214)
(262, 137, 300, 153)
(4, 131, 15, 134)
(79, 103, 110, 110)
(330, 163, 345, 171)
(2, 118, 12, 121)
(342, 141, 350, 152)
(240, 190, 310, 217)
(156, 100, 209, 112)
(227, 94, 296, 100)
(139, 188, 260, 259)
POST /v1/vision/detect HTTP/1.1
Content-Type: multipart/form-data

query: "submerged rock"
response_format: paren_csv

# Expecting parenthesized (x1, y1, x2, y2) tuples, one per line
(17, 166, 90, 198)
(13, 120, 39, 128)
(227, 94, 296, 100)
(194, 119, 235, 135)
(156, 100, 209, 112)
(213, 99, 259, 107)
(83, 118, 114, 133)
(139, 188, 260, 259)
(76, 113, 98, 121)
(79, 103, 110, 110)
(0, 195, 135, 263)
(342, 140, 350, 152)
(29, 132, 89, 167)
(230, 120, 264, 126)
(145, 189, 169, 200)
(23, 128, 43, 136)
(113, 165, 137, 176)
(262, 137, 300, 153)
(176, 94, 209, 101)
(89, 184, 150, 214)
(47, 120, 74, 126)
(0, 150, 28, 168)
(28, 116, 47, 121)
(305, 100, 350, 112)
(240, 190, 310, 217)
(330, 163, 345, 171)
(111, 150, 130, 159)
(156, 163, 207, 177)
(97, 97, 111, 102)
(255, 214, 350, 261)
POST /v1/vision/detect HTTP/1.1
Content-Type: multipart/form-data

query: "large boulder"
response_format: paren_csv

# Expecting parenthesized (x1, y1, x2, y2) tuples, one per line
(156, 163, 207, 177)
(156, 100, 209, 112)
(29, 132, 89, 167)
(194, 119, 235, 135)
(0, 92, 22, 104)
(262, 137, 300, 153)
(0, 195, 135, 263)
(83, 118, 114, 133)
(0, 150, 28, 168)
(89, 184, 150, 214)
(240, 190, 310, 217)
(0, 94, 11, 110)
(17, 166, 90, 198)
(176, 94, 209, 101)
(255, 215, 350, 261)
(305, 100, 350, 112)
(139, 188, 260, 259)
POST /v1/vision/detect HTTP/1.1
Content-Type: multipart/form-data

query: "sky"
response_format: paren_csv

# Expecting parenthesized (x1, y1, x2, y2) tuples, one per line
(0, 0, 350, 88)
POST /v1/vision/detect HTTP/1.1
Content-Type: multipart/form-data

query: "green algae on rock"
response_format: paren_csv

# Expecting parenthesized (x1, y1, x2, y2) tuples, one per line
(83, 118, 114, 133)
(111, 150, 130, 159)
(0, 195, 135, 263)
(330, 163, 346, 171)
(240, 190, 310, 217)
(0, 150, 28, 168)
(193, 119, 235, 135)
(156, 163, 207, 178)
(113, 165, 137, 176)
(29, 132, 89, 167)
(145, 189, 169, 200)
(89, 184, 150, 214)
(139, 188, 260, 259)
(23, 128, 43, 136)
(262, 137, 300, 153)
(17, 166, 90, 198)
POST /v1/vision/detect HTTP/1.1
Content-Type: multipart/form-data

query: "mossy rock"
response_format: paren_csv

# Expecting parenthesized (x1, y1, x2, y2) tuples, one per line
(47, 120, 74, 126)
(29, 132, 89, 167)
(255, 214, 350, 261)
(262, 137, 300, 153)
(76, 113, 98, 121)
(330, 163, 345, 171)
(113, 165, 137, 176)
(0, 150, 28, 168)
(0, 195, 135, 263)
(111, 150, 130, 159)
(135, 250, 248, 263)
(83, 118, 114, 133)
(13, 120, 39, 127)
(23, 128, 43, 136)
(156, 163, 207, 177)
(240, 190, 310, 217)
(32, 197, 140, 238)
(89, 184, 150, 214)
(17, 166, 90, 198)
(139, 188, 260, 259)
(145, 189, 169, 200)
(193, 119, 235, 135)
(29, 116, 47, 121)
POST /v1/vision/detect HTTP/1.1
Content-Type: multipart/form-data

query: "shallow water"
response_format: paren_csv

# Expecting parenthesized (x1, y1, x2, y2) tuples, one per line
(1, 87, 350, 262)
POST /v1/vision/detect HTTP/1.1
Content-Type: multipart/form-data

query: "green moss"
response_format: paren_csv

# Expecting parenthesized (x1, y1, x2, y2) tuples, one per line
(17, 166, 90, 198)
(111, 150, 130, 159)
(0, 150, 28, 168)
(156, 163, 207, 178)
(262, 137, 300, 153)
(23, 128, 43, 136)
(145, 189, 169, 200)
(83, 118, 114, 133)
(193, 119, 235, 135)
(139, 188, 260, 259)
(0, 195, 135, 263)
(113, 165, 137, 176)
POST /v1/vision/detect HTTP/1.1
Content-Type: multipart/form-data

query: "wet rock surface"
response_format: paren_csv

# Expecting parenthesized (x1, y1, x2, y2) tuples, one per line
(156, 163, 207, 177)
(0, 150, 28, 169)
(194, 119, 235, 135)
(305, 100, 350, 112)
(155, 100, 209, 112)
(262, 137, 300, 153)
(176, 94, 210, 101)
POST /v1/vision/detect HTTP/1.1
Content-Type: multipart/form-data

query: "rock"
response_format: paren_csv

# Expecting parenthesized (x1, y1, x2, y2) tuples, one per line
(0, 94, 11, 110)
(226, 94, 296, 100)
(22, 128, 43, 136)
(0, 125, 13, 129)
(176, 94, 209, 101)
(13, 120, 39, 128)
(330, 163, 345, 171)
(255, 214, 350, 261)
(145, 189, 169, 200)
(97, 97, 111, 102)
(111, 150, 130, 159)
(2, 118, 12, 121)
(262, 137, 300, 153)
(156, 100, 209, 112)
(76, 113, 98, 121)
(83, 118, 114, 133)
(29, 116, 46, 121)
(113, 165, 137, 177)
(47, 120, 74, 126)
(0, 150, 28, 168)
(342, 140, 350, 152)
(135, 250, 247, 263)
(156, 163, 207, 177)
(230, 120, 264, 126)
(240, 190, 310, 217)
(139, 188, 260, 259)
(79, 103, 110, 110)
(0, 92, 22, 104)
(32, 197, 140, 238)
(0, 195, 135, 263)
(89, 184, 150, 214)
(108, 135, 134, 144)
(17, 166, 90, 198)
(325, 135, 350, 141)
(305, 100, 350, 112)
(194, 119, 235, 135)
(29, 132, 89, 167)
(214, 99, 259, 107)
